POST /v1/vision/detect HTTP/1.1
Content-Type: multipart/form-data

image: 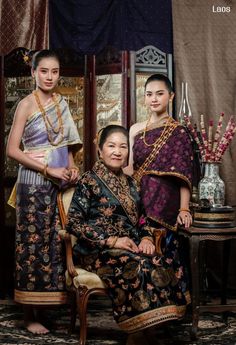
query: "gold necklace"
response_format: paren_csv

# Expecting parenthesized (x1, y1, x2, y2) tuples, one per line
(33, 90, 64, 146)
(142, 115, 173, 147)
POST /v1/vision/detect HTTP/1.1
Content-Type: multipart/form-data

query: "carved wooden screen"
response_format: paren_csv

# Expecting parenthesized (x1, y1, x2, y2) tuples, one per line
(95, 47, 123, 133)
(130, 45, 173, 124)
(96, 74, 122, 131)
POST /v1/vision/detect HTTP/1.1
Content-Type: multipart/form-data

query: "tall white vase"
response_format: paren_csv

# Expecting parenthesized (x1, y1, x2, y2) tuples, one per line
(198, 162, 225, 207)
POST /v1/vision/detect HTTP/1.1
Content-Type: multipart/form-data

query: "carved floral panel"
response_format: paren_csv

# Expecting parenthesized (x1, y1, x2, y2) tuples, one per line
(96, 74, 122, 132)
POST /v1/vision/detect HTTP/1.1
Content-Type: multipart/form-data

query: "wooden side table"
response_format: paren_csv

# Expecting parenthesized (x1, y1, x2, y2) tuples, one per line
(178, 225, 236, 339)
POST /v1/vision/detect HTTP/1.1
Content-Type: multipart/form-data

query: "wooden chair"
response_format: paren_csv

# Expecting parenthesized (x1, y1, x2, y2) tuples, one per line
(57, 188, 109, 345)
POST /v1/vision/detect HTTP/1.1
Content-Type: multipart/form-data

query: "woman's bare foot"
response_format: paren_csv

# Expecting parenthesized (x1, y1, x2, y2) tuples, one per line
(23, 306, 49, 334)
(26, 321, 49, 334)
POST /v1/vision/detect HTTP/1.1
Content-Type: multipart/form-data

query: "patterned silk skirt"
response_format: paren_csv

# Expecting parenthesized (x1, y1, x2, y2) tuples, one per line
(80, 229, 190, 333)
(14, 168, 67, 305)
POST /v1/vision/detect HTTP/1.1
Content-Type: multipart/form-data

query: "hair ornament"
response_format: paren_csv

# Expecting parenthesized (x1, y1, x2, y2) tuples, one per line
(21, 49, 33, 66)
(93, 133, 99, 147)
(93, 128, 104, 148)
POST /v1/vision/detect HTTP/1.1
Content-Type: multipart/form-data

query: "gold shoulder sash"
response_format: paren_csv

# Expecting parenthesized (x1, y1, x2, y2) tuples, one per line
(93, 161, 139, 226)
(133, 119, 178, 183)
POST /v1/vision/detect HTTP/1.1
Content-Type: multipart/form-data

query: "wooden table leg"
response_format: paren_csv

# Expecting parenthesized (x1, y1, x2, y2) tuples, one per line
(221, 240, 231, 304)
(222, 240, 231, 323)
(189, 235, 200, 339)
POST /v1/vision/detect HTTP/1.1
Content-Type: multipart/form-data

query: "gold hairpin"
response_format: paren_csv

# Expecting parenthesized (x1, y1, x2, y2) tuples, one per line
(93, 133, 99, 146)
(21, 50, 32, 65)
(93, 128, 103, 148)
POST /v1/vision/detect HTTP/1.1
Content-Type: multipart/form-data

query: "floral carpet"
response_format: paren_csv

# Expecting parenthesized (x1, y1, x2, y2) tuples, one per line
(1, 298, 236, 344)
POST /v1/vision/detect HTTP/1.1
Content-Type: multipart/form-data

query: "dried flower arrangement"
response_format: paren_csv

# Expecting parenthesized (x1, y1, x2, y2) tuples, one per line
(184, 113, 236, 162)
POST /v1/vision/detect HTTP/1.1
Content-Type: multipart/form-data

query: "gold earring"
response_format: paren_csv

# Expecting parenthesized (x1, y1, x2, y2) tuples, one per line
(146, 106, 152, 115)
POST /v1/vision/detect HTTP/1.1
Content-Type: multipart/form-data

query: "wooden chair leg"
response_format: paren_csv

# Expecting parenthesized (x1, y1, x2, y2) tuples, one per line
(76, 286, 89, 345)
(68, 291, 77, 334)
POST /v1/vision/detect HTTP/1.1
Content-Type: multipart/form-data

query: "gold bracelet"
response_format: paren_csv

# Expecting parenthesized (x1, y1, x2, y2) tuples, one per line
(107, 236, 118, 248)
(69, 166, 79, 172)
(179, 208, 190, 213)
(43, 164, 48, 177)
(141, 236, 154, 244)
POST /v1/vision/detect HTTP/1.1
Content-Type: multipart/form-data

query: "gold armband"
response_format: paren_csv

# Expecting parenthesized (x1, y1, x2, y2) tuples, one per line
(141, 236, 154, 244)
(43, 164, 48, 177)
(178, 208, 190, 213)
(69, 166, 79, 172)
(107, 236, 118, 248)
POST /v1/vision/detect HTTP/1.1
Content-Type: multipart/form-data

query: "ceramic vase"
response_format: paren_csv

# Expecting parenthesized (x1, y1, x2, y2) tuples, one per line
(198, 162, 225, 207)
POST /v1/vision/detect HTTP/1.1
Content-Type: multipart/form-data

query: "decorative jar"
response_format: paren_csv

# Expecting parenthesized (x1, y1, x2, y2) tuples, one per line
(198, 162, 225, 207)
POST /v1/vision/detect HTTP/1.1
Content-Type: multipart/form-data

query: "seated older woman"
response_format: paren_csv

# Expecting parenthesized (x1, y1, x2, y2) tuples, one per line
(65, 124, 190, 338)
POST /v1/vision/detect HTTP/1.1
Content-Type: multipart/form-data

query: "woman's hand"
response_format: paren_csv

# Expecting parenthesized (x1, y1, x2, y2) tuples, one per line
(139, 238, 155, 256)
(46, 167, 71, 182)
(68, 167, 80, 184)
(113, 236, 139, 253)
(177, 210, 192, 229)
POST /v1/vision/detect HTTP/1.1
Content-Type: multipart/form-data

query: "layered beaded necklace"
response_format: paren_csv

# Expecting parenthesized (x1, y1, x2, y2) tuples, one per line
(134, 117, 177, 183)
(142, 115, 173, 147)
(33, 90, 64, 146)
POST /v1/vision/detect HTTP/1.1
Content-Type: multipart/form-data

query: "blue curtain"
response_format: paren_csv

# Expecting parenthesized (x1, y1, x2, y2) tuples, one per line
(49, 0, 172, 54)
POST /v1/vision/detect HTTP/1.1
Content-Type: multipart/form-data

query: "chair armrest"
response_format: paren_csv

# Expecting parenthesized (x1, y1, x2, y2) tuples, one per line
(57, 192, 78, 279)
(59, 230, 78, 278)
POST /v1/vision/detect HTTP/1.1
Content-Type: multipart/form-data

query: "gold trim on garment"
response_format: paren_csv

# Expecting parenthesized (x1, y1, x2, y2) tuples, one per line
(148, 215, 178, 232)
(14, 289, 68, 305)
(141, 170, 192, 191)
(93, 160, 139, 226)
(7, 183, 17, 208)
(118, 304, 187, 333)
